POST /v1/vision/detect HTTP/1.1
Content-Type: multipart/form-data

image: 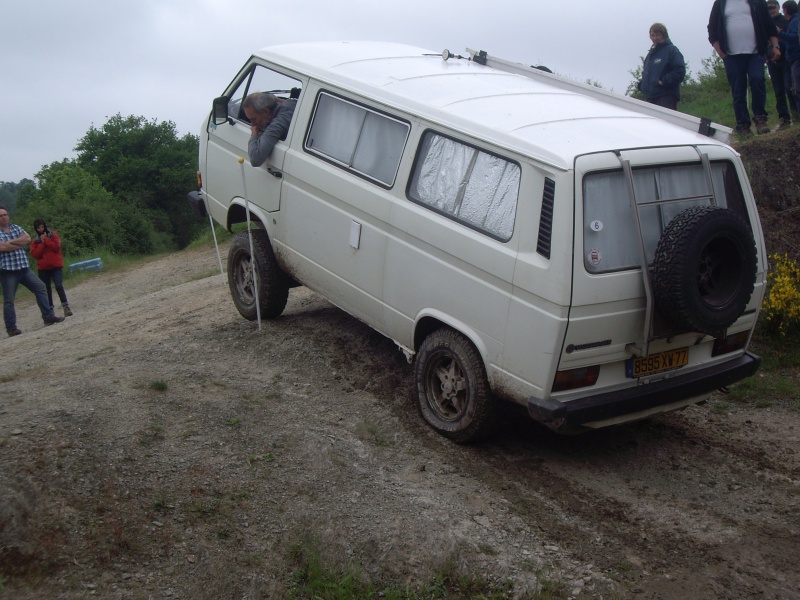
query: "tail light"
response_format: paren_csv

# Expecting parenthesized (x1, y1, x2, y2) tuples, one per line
(552, 365, 600, 392)
(712, 331, 749, 357)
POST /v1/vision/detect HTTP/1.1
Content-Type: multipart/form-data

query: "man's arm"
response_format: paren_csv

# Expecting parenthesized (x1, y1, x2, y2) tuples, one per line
(0, 232, 31, 251)
(708, 1, 725, 56)
(248, 100, 297, 167)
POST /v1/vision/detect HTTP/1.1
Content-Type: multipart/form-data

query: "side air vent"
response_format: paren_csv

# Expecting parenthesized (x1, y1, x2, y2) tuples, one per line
(536, 177, 555, 259)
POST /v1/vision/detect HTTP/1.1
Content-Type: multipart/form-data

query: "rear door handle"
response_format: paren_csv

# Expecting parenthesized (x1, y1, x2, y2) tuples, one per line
(267, 168, 283, 179)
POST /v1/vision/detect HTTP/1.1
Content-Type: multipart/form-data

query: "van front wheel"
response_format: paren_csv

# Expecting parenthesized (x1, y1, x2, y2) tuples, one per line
(227, 230, 289, 320)
(415, 329, 497, 443)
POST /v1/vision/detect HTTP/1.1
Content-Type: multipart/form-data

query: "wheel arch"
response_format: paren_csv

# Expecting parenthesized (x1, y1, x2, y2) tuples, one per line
(413, 312, 489, 364)
(227, 198, 269, 232)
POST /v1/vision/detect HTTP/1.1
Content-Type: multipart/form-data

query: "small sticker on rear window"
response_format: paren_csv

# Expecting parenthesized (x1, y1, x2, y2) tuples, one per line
(587, 248, 602, 266)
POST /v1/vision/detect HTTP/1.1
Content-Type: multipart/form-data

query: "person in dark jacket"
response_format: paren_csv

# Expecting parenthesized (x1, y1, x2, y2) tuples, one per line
(638, 23, 686, 110)
(780, 0, 800, 114)
(766, 0, 795, 127)
(30, 219, 73, 317)
(708, 0, 781, 136)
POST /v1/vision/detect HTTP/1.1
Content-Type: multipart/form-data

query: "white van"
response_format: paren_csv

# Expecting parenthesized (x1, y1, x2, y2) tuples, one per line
(188, 42, 766, 442)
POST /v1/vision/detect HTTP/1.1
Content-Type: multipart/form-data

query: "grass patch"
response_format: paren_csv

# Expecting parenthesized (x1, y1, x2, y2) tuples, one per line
(724, 328, 800, 408)
(149, 380, 168, 392)
(152, 495, 174, 512)
(0, 372, 19, 383)
(284, 537, 564, 600)
(711, 400, 731, 414)
(189, 497, 220, 517)
(356, 422, 391, 447)
(187, 224, 234, 249)
(247, 453, 276, 466)
(138, 424, 165, 446)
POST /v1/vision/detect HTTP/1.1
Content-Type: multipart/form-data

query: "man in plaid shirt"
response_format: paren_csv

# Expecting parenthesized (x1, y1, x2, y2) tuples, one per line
(0, 206, 64, 337)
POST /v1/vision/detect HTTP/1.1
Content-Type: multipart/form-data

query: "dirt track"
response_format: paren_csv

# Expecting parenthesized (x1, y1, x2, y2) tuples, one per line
(1, 241, 799, 599)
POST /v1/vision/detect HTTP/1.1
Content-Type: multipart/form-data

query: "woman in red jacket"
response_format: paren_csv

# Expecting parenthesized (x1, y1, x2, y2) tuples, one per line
(30, 219, 73, 317)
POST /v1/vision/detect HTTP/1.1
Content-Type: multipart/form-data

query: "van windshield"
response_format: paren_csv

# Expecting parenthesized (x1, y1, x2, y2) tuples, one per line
(582, 161, 746, 274)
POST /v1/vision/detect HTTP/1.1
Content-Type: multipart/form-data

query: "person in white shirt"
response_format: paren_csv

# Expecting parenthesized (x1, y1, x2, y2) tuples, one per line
(708, 0, 781, 136)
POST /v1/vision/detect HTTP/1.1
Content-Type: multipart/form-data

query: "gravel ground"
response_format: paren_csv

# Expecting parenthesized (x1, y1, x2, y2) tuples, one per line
(1, 240, 799, 599)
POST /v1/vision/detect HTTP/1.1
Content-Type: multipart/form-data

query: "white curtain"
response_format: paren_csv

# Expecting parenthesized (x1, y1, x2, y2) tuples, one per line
(306, 93, 408, 185)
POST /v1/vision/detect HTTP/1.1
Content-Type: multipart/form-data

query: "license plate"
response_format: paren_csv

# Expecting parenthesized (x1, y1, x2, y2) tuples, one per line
(626, 347, 688, 378)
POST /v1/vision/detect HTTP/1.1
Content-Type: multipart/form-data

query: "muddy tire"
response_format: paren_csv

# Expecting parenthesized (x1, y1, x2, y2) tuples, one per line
(652, 206, 757, 334)
(227, 230, 289, 320)
(415, 328, 497, 443)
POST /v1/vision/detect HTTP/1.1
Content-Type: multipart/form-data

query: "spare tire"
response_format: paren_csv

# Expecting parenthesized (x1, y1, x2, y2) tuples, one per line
(652, 205, 757, 334)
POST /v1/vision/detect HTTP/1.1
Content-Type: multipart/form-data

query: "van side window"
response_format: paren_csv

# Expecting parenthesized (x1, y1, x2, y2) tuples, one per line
(304, 92, 409, 186)
(582, 161, 746, 274)
(227, 65, 302, 123)
(408, 132, 520, 241)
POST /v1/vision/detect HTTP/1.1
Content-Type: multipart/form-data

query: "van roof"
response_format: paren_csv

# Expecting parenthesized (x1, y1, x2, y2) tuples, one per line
(255, 41, 721, 171)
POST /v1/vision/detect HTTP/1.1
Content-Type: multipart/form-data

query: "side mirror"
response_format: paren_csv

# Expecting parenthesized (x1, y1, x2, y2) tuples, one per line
(213, 96, 233, 126)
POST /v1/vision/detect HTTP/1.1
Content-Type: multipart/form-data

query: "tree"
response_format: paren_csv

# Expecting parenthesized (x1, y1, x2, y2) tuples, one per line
(626, 59, 645, 99)
(0, 179, 34, 212)
(74, 114, 201, 249)
(16, 161, 158, 256)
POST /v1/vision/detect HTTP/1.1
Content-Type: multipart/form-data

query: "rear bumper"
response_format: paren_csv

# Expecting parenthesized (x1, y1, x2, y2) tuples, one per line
(527, 351, 761, 427)
(187, 190, 207, 218)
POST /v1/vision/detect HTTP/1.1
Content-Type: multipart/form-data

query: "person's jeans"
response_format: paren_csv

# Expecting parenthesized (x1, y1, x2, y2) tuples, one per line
(38, 267, 69, 309)
(723, 54, 768, 127)
(767, 59, 793, 120)
(1, 267, 56, 331)
(792, 60, 800, 115)
(647, 95, 679, 111)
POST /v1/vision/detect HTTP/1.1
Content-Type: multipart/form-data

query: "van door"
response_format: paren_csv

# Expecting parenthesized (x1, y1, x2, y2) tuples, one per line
(204, 63, 305, 222)
(274, 91, 411, 328)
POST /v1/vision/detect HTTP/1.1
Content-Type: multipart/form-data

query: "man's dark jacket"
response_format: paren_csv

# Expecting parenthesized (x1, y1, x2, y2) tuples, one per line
(708, 0, 779, 55)
(638, 40, 686, 100)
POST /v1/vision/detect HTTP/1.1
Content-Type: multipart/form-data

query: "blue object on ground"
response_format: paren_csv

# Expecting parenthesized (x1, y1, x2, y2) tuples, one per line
(68, 258, 103, 272)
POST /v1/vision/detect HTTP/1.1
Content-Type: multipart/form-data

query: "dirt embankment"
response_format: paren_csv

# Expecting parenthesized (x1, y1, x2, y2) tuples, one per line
(739, 128, 800, 261)
(1, 137, 799, 599)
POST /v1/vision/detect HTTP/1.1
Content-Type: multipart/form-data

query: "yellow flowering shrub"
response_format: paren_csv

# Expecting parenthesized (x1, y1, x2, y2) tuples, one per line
(761, 253, 800, 336)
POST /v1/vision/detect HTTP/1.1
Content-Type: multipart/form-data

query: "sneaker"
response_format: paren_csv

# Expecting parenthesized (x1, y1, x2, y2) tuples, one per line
(44, 315, 65, 325)
(7, 327, 22, 337)
(63, 306, 73, 317)
(778, 117, 792, 130)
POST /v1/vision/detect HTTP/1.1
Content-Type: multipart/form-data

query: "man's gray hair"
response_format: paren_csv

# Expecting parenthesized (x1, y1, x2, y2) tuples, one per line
(243, 92, 278, 113)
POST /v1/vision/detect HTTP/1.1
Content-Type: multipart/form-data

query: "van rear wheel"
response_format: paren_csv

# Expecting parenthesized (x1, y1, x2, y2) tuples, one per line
(227, 230, 289, 320)
(415, 329, 497, 443)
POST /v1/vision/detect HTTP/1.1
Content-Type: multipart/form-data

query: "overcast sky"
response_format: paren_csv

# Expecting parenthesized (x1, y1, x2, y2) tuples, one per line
(0, 0, 720, 184)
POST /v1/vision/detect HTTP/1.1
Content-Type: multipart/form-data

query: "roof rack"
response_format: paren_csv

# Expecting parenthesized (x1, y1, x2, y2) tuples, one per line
(464, 48, 732, 144)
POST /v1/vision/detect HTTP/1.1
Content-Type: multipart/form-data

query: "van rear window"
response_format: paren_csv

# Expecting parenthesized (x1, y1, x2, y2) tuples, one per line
(582, 161, 746, 273)
(408, 132, 520, 241)
(305, 92, 409, 186)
